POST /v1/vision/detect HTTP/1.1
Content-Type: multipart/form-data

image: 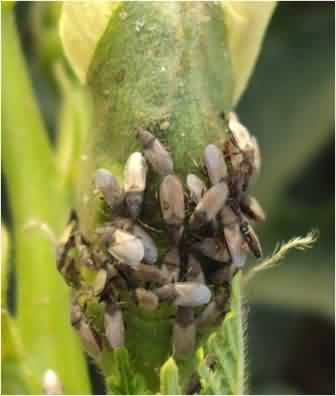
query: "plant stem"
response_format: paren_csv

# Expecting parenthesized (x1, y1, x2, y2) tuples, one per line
(83, 3, 245, 393)
(2, 8, 90, 394)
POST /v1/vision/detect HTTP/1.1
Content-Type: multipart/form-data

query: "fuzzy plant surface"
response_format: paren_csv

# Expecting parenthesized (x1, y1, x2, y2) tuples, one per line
(6, 2, 320, 396)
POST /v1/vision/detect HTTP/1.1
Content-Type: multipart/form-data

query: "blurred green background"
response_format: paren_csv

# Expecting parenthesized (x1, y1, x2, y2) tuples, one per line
(2, 2, 334, 395)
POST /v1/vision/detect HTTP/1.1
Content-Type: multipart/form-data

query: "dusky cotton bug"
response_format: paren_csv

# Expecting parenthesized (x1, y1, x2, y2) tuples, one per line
(134, 263, 168, 285)
(186, 174, 207, 204)
(239, 219, 263, 258)
(224, 223, 248, 269)
(124, 152, 147, 218)
(57, 254, 79, 288)
(56, 210, 77, 270)
(136, 127, 174, 176)
(227, 112, 252, 153)
(95, 168, 123, 209)
(173, 283, 211, 307)
(112, 261, 140, 289)
(224, 112, 261, 194)
(153, 282, 211, 307)
(161, 247, 181, 283)
(196, 288, 230, 331)
(192, 237, 230, 263)
(55, 210, 81, 287)
(96, 226, 145, 267)
(203, 144, 228, 185)
(75, 234, 96, 269)
(220, 204, 238, 227)
(223, 201, 263, 259)
(195, 300, 218, 331)
(136, 288, 159, 311)
(189, 182, 229, 230)
(226, 114, 262, 185)
(108, 217, 158, 264)
(220, 112, 264, 259)
(107, 269, 128, 291)
(208, 266, 232, 286)
(132, 224, 158, 264)
(105, 262, 119, 280)
(240, 195, 266, 223)
(107, 230, 144, 267)
(69, 299, 82, 327)
(104, 302, 125, 349)
(56, 209, 78, 259)
(152, 284, 177, 304)
(250, 135, 261, 177)
(160, 174, 185, 244)
(93, 268, 108, 296)
(99, 263, 128, 296)
(173, 306, 195, 359)
(186, 254, 205, 284)
(70, 301, 101, 358)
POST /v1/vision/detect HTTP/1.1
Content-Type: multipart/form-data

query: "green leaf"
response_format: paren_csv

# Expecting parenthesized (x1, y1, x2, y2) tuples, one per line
(2, 310, 40, 394)
(160, 357, 181, 395)
(1, 224, 10, 307)
(2, 10, 90, 394)
(31, 3, 63, 71)
(222, 2, 276, 104)
(59, 1, 119, 83)
(199, 274, 245, 395)
(54, 62, 93, 200)
(103, 347, 148, 395)
(1, 1, 15, 13)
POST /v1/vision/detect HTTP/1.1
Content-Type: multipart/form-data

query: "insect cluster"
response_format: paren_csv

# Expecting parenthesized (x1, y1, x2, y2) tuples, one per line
(56, 112, 266, 361)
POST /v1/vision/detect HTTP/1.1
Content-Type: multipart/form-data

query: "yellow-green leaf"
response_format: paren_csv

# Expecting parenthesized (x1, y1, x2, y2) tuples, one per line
(1, 224, 10, 307)
(222, 2, 276, 104)
(60, 1, 276, 104)
(160, 357, 181, 395)
(59, 1, 119, 84)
